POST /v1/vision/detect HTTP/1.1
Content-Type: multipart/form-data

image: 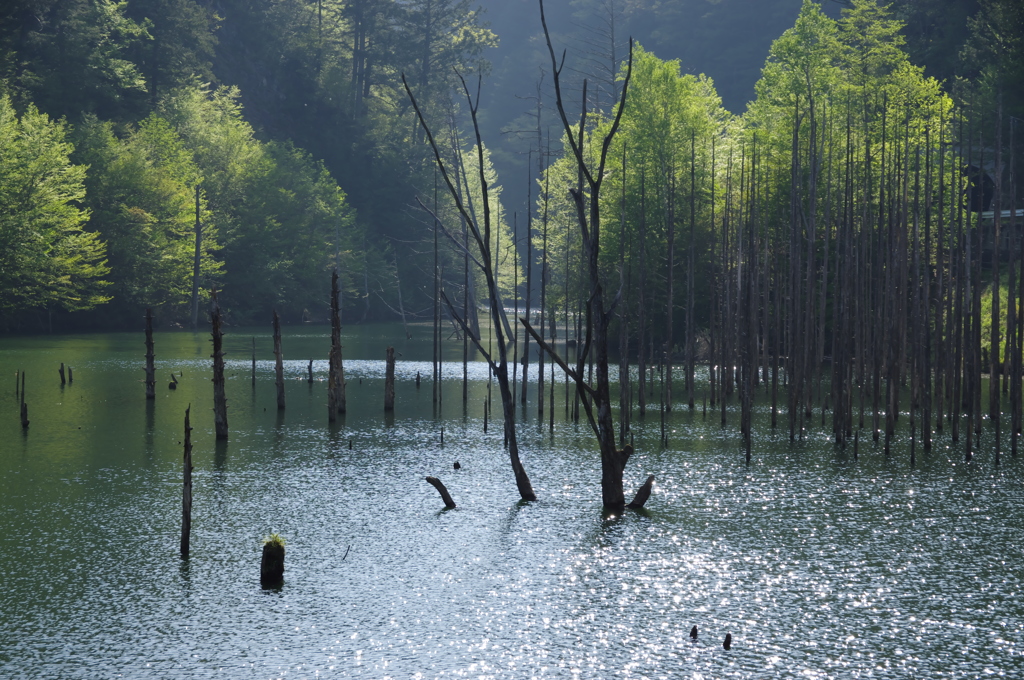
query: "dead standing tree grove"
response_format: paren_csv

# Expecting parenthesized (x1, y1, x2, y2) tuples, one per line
(402, 71, 537, 503)
(522, 0, 652, 513)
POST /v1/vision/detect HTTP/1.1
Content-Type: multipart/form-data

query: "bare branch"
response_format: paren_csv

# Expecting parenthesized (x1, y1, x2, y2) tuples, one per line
(402, 73, 486, 254)
(443, 289, 494, 367)
(413, 196, 485, 270)
(521, 316, 599, 436)
(540, 0, 596, 188)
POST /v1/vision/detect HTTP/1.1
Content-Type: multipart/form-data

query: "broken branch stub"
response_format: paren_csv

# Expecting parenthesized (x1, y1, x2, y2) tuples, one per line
(627, 474, 655, 509)
(425, 476, 456, 509)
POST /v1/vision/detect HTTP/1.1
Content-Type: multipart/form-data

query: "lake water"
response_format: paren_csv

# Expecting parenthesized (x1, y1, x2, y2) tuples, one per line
(1, 323, 1022, 678)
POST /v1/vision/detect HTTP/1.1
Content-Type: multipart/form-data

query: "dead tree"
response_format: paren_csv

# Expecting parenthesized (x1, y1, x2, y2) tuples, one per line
(384, 346, 396, 411)
(328, 270, 346, 420)
(145, 308, 156, 399)
(523, 1, 651, 512)
(403, 70, 537, 502)
(273, 310, 285, 410)
(211, 288, 228, 440)
(181, 405, 193, 558)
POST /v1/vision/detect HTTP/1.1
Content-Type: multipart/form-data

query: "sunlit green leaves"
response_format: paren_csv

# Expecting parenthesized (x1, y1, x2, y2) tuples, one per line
(0, 97, 110, 319)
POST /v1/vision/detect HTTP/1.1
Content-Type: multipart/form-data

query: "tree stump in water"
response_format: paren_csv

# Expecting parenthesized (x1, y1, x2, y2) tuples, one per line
(58, 363, 65, 385)
(211, 289, 228, 440)
(273, 310, 285, 410)
(181, 406, 193, 558)
(19, 371, 28, 429)
(425, 476, 456, 509)
(384, 347, 396, 411)
(145, 308, 156, 399)
(328, 270, 346, 419)
(260, 536, 285, 586)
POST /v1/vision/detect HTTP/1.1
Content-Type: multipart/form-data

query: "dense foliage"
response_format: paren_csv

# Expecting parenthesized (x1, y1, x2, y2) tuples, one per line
(0, 0, 496, 330)
(520, 0, 1024, 461)
(0, 0, 1018, 334)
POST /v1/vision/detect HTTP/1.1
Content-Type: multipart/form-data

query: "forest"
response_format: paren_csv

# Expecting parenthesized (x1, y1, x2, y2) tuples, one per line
(1, 0, 1022, 459)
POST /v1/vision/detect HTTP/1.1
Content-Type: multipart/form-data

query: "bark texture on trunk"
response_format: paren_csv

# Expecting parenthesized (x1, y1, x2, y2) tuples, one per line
(211, 289, 228, 440)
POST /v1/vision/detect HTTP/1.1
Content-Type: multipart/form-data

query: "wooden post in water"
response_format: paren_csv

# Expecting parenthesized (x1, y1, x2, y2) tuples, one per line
(273, 311, 285, 410)
(425, 476, 456, 509)
(211, 288, 228, 440)
(145, 309, 156, 399)
(181, 405, 193, 558)
(384, 346, 396, 411)
(307, 359, 313, 383)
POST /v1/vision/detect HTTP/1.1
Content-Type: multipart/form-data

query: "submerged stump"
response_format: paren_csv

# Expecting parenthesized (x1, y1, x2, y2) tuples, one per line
(260, 536, 285, 586)
(181, 406, 193, 558)
(145, 308, 156, 399)
(384, 346, 396, 411)
(273, 310, 285, 410)
(328, 270, 346, 420)
(19, 371, 28, 429)
(211, 289, 228, 439)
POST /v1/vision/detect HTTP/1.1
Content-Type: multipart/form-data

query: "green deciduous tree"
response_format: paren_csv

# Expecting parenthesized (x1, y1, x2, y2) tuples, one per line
(158, 84, 360, 322)
(2, 0, 150, 122)
(72, 112, 220, 324)
(0, 96, 110, 325)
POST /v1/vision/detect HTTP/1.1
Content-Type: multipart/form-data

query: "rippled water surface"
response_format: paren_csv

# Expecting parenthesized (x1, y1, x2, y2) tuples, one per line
(1, 324, 1022, 678)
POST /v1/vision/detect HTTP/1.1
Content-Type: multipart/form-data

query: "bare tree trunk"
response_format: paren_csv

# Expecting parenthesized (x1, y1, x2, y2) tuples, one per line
(522, 162, 533, 408)
(181, 405, 193, 558)
(328, 270, 346, 420)
(273, 310, 285, 411)
(535, 2, 640, 511)
(190, 186, 202, 329)
(665, 168, 676, 413)
(687, 134, 696, 409)
(384, 346, 396, 411)
(991, 98, 1003, 438)
(145, 308, 156, 400)
(211, 289, 228, 440)
(637, 167, 648, 416)
(403, 69, 537, 502)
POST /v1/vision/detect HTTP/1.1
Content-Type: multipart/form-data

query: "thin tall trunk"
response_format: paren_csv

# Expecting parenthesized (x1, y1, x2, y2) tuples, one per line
(211, 288, 228, 440)
(273, 310, 285, 410)
(190, 186, 202, 329)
